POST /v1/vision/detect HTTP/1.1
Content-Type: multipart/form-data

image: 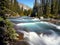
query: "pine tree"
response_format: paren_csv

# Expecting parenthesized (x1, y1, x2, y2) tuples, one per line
(51, 0, 58, 18)
(31, 0, 38, 17)
(46, 0, 51, 18)
(58, 0, 60, 14)
(0, 0, 18, 45)
(54, 0, 58, 15)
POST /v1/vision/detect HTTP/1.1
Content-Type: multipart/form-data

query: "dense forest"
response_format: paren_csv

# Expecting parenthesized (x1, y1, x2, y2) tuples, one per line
(31, 0, 60, 19)
(0, 0, 19, 45)
(3, 0, 32, 17)
(3, 0, 21, 17)
(1, 0, 60, 18)
(0, 0, 32, 45)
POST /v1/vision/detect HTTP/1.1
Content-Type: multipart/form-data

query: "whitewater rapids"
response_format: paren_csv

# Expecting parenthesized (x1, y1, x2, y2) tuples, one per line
(22, 31, 60, 45)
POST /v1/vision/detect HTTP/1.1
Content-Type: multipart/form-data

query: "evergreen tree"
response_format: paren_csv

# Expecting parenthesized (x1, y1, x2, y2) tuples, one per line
(58, 0, 60, 14)
(27, 9, 32, 16)
(0, 0, 18, 45)
(54, 0, 58, 15)
(29, 0, 60, 18)
(5, 0, 21, 17)
(31, 0, 38, 17)
(46, 0, 51, 18)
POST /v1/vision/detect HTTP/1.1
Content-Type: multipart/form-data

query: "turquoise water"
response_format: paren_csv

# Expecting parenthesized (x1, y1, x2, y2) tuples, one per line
(9, 18, 60, 35)
(9, 18, 60, 45)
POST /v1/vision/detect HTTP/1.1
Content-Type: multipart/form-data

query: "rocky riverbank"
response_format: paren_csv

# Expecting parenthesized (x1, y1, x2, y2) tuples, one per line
(40, 19, 60, 25)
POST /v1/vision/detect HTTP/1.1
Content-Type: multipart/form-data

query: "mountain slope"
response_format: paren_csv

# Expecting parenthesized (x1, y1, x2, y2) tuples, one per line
(18, 3, 31, 10)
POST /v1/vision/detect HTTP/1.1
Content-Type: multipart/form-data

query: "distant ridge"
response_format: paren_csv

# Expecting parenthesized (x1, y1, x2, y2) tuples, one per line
(18, 3, 31, 10)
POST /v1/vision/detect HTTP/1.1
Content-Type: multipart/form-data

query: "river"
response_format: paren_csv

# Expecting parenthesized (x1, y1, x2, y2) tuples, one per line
(9, 17, 60, 45)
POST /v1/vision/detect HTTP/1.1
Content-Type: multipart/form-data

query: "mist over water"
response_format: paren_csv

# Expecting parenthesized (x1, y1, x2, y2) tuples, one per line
(22, 30, 60, 45)
(16, 24, 60, 45)
(16, 22, 60, 45)
(39, 31, 60, 45)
